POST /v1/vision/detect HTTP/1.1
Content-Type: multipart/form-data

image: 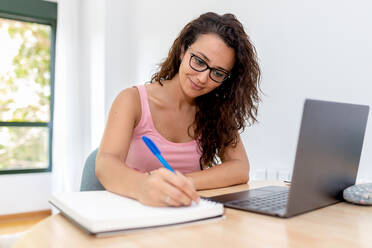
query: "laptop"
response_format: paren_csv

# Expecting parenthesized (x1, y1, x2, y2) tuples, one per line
(208, 99, 369, 218)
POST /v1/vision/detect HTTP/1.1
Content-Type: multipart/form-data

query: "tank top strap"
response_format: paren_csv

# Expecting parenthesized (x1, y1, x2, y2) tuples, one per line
(133, 85, 152, 130)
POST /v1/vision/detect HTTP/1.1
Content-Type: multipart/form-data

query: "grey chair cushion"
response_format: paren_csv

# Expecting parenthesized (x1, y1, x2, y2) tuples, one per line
(343, 183, 372, 205)
(80, 148, 105, 191)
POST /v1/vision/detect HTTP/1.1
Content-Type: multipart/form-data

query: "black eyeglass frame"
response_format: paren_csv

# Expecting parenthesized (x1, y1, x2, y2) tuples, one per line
(188, 49, 231, 84)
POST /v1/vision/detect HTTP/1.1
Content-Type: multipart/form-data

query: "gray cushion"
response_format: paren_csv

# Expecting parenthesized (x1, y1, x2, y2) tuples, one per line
(343, 183, 372, 205)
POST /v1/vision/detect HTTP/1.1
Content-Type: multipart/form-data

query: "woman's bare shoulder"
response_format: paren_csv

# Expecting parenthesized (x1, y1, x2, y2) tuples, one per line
(110, 87, 142, 124)
(116, 86, 140, 101)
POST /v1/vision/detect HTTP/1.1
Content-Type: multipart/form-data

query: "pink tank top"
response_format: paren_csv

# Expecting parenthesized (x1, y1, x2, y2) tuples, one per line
(125, 85, 201, 174)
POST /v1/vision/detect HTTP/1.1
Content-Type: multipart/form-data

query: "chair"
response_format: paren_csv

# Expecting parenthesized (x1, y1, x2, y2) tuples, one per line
(80, 148, 105, 191)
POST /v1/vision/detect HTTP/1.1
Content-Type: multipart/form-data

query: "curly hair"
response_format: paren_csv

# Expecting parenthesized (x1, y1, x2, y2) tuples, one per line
(151, 12, 261, 169)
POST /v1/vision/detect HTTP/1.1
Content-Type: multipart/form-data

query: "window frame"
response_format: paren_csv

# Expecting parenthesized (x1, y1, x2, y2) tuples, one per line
(0, 0, 57, 174)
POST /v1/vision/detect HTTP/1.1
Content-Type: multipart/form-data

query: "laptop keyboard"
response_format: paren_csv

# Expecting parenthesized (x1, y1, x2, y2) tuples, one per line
(227, 190, 289, 212)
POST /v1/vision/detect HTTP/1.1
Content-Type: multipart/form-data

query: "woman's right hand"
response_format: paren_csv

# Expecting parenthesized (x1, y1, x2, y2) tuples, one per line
(137, 168, 200, 207)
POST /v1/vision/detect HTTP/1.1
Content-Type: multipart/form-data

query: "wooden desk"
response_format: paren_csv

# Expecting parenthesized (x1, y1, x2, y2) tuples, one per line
(14, 181, 372, 248)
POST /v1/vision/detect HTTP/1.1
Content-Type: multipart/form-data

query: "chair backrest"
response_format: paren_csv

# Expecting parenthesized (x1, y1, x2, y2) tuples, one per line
(80, 148, 105, 191)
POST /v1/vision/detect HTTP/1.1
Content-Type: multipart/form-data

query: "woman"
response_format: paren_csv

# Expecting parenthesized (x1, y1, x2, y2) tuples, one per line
(96, 12, 261, 207)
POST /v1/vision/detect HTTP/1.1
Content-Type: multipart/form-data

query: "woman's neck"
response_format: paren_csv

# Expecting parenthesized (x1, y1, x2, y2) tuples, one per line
(161, 76, 196, 110)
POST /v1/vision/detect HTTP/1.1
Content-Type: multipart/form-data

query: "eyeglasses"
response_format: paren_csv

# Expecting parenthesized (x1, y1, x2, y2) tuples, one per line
(188, 48, 231, 83)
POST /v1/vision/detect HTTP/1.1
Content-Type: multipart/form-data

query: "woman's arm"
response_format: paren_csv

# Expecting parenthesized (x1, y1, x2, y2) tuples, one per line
(96, 88, 143, 199)
(186, 135, 250, 190)
(96, 88, 199, 206)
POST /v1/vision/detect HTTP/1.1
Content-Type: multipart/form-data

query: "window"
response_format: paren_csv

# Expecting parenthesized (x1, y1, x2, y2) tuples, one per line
(0, 0, 57, 174)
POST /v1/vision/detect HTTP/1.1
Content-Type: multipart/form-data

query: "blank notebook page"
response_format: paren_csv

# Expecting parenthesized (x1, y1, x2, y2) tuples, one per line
(50, 190, 223, 233)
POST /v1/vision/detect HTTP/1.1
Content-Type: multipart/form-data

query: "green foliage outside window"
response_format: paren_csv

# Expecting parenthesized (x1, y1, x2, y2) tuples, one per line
(0, 18, 51, 170)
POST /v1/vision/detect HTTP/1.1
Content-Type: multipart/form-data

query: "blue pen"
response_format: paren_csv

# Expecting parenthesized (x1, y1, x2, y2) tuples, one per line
(141, 136, 176, 173)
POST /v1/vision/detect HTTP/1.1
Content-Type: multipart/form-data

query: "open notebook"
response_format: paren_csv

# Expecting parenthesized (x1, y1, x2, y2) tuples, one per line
(49, 191, 224, 237)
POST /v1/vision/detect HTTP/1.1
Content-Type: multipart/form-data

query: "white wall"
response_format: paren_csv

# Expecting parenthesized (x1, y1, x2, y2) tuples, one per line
(0, 173, 51, 214)
(240, 0, 372, 182)
(103, 0, 372, 182)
